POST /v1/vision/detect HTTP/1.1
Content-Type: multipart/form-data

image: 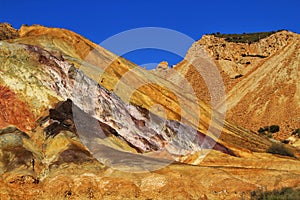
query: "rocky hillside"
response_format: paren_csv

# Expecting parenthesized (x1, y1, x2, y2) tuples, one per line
(171, 30, 300, 141)
(1, 24, 300, 199)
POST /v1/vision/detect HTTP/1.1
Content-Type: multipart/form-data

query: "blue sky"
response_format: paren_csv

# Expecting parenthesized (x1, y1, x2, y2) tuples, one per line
(1, 0, 299, 69)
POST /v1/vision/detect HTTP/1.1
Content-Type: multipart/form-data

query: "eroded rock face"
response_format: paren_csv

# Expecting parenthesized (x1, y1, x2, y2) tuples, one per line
(43, 98, 234, 161)
(0, 86, 36, 131)
(172, 31, 300, 140)
(0, 23, 19, 40)
(0, 24, 300, 199)
(15, 41, 232, 162)
(193, 31, 296, 79)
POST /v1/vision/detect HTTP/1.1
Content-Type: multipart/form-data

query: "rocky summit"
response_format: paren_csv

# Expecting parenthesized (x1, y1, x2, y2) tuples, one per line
(168, 30, 300, 141)
(0, 23, 300, 199)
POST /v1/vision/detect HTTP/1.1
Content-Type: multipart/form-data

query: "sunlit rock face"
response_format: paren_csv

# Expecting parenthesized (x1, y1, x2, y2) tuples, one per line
(1, 24, 300, 199)
(172, 31, 300, 140)
(21, 42, 234, 168)
(156, 61, 168, 70)
(0, 23, 18, 40)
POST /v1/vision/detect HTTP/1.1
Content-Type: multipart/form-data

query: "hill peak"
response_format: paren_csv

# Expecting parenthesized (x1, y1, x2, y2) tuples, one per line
(206, 30, 297, 44)
(173, 29, 300, 141)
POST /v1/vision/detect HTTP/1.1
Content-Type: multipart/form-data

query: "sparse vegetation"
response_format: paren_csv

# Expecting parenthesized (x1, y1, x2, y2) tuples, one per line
(258, 125, 280, 134)
(292, 128, 300, 137)
(269, 125, 280, 133)
(241, 53, 267, 58)
(266, 143, 294, 157)
(211, 31, 280, 44)
(234, 74, 243, 79)
(250, 187, 300, 200)
(258, 125, 280, 138)
(258, 127, 266, 134)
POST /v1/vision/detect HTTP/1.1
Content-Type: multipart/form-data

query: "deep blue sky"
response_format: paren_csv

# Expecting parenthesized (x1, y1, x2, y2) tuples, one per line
(1, 0, 299, 69)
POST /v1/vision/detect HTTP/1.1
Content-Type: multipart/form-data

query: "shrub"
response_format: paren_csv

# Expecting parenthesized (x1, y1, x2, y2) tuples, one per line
(251, 187, 300, 200)
(266, 143, 294, 157)
(234, 74, 243, 79)
(212, 31, 278, 44)
(258, 125, 280, 134)
(269, 125, 280, 133)
(258, 127, 265, 133)
(292, 128, 300, 137)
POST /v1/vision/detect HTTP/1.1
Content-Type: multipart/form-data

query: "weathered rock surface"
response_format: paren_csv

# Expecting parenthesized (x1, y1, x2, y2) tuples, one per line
(0, 23, 19, 40)
(169, 31, 300, 140)
(0, 24, 300, 199)
(156, 61, 168, 70)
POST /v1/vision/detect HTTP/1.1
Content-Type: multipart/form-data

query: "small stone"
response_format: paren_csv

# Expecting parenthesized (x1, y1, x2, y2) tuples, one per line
(156, 61, 168, 70)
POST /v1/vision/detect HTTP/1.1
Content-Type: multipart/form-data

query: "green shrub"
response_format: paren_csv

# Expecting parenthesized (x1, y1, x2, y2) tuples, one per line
(211, 31, 278, 44)
(258, 127, 265, 133)
(251, 187, 300, 200)
(292, 128, 300, 137)
(266, 143, 294, 157)
(258, 125, 280, 134)
(269, 125, 280, 133)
